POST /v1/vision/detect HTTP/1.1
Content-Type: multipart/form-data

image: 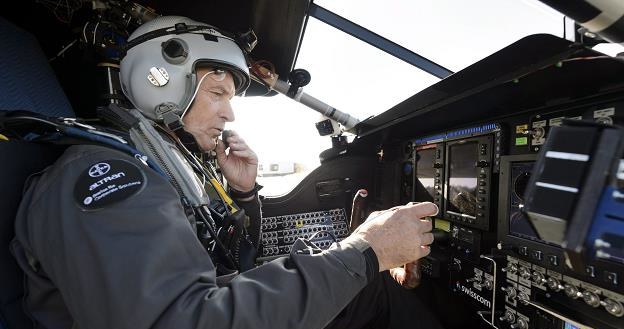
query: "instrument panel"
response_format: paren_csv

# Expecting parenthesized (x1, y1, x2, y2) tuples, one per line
(260, 35, 624, 329)
(404, 100, 624, 329)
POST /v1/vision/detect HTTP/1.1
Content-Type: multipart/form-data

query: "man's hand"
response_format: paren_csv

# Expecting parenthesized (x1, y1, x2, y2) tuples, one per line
(346, 202, 437, 272)
(215, 130, 258, 192)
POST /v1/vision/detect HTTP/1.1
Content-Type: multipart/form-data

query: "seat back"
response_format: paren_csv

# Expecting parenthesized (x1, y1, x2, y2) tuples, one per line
(0, 16, 75, 329)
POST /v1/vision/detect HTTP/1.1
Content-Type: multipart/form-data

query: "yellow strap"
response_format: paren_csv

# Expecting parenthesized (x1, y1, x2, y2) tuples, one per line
(209, 178, 238, 213)
(0, 133, 8, 141)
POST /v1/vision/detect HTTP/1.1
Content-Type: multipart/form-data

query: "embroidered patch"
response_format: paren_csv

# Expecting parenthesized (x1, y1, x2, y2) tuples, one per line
(74, 159, 146, 210)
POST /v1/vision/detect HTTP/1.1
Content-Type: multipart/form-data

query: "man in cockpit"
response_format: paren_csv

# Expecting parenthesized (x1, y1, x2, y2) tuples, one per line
(11, 16, 442, 329)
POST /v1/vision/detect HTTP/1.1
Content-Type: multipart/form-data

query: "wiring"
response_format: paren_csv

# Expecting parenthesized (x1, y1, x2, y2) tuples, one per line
(49, 39, 78, 62)
(181, 70, 221, 118)
(36, 0, 83, 24)
(508, 53, 620, 84)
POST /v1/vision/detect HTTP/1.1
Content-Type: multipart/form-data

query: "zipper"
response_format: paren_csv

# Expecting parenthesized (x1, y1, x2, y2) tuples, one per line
(134, 123, 186, 198)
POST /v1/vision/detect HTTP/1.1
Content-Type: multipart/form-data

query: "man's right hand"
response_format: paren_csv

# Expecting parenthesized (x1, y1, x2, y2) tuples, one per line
(346, 202, 437, 272)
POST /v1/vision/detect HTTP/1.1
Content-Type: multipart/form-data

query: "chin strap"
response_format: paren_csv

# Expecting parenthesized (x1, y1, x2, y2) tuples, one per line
(162, 110, 203, 154)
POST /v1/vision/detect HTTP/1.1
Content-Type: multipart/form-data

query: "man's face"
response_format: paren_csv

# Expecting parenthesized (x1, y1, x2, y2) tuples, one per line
(182, 67, 236, 151)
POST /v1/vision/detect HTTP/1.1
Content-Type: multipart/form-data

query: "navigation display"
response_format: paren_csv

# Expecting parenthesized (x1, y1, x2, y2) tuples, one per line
(447, 142, 478, 216)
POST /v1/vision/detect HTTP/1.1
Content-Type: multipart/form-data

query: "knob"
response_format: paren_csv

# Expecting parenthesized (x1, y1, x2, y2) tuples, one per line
(519, 267, 531, 280)
(532, 271, 546, 285)
(432, 229, 449, 245)
(502, 286, 517, 299)
(511, 318, 529, 329)
(582, 291, 601, 308)
(603, 298, 624, 317)
(564, 284, 581, 299)
(503, 263, 518, 274)
(466, 276, 481, 283)
(477, 160, 489, 168)
(449, 260, 461, 272)
(484, 279, 493, 291)
(546, 277, 563, 292)
(518, 292, 530, 305)
(499, 310, 515, 323)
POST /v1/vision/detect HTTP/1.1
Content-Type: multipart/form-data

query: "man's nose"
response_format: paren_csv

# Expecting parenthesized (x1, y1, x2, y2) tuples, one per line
(220, 100, 235, 122)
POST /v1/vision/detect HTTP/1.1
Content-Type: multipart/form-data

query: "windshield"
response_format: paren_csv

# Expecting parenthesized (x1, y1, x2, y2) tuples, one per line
(232, 0, 570, 196)
(303, 0, 565, 121)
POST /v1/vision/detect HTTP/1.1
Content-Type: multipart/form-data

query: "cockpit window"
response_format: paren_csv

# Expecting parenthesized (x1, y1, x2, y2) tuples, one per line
(233, 0, 568, 197)
(314, 0, 566, 72)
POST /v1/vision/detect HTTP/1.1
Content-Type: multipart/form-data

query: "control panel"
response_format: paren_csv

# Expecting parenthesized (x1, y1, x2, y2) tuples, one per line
(258, 208, 349, 261)
(405, 100, 623, 328)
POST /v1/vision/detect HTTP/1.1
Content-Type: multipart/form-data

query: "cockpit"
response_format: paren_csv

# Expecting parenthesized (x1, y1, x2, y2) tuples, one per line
(1, 1, 624, 329)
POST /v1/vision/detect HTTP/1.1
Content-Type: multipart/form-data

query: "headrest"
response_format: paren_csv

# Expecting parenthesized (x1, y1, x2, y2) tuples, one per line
(0, 17, 74, 118)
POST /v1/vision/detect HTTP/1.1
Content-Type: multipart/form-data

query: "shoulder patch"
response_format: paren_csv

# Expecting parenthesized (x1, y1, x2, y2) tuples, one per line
(74, 159, 146, 210)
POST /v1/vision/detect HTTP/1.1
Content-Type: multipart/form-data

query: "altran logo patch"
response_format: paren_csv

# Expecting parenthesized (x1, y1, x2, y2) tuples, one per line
(88, 163, 111, 178)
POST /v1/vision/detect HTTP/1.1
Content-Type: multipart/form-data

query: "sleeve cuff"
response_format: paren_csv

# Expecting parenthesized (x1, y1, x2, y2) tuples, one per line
(332, 237, 379, 284)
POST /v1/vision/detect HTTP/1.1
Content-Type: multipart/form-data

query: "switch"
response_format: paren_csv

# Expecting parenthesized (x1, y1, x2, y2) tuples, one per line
(604, 271, 618, 285)
(547, 254, 559, 266)
(564, 284, 582, 299)
(582, 291, 601, 308)
(585, 266, 596, 278)
(499, 310, 515, 323)
(604, 299, 624, 317)
(519, 246, 528, 256)
(530, 250, 543, 261)
(477, 160, 489, 168)
(501, 286, 517, 299)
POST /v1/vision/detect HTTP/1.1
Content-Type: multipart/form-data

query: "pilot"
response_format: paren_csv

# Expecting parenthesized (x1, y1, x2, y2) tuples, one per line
(11, 16, 442, 329)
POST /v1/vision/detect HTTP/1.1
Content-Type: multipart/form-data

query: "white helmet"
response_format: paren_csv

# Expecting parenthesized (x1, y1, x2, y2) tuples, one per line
(120, 16, 251, 121)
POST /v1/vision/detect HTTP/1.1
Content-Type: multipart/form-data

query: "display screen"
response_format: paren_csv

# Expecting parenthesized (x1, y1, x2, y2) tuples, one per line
(415, 148, 436, 201)
(447, 142, 478, 216)
(564, 322, 581, 329)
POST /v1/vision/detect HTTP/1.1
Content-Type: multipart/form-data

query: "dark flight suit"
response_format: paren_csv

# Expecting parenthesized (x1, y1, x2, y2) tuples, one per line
(11, 144, 442, 329)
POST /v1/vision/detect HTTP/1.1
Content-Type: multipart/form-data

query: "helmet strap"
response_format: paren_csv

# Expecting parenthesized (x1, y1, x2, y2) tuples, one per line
(162, 110, 202, 154)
